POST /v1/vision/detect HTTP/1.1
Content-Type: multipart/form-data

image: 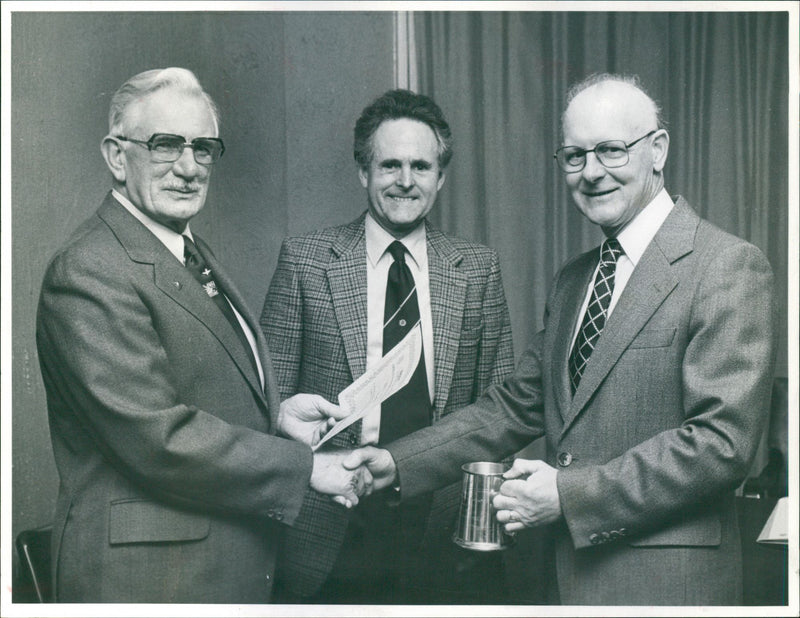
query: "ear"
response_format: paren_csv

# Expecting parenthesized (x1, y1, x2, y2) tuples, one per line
(358, 166, 368, 189)
(436, 169, 447, 191)
(101, 136, 127, 183)
(651, 129, 669, 173)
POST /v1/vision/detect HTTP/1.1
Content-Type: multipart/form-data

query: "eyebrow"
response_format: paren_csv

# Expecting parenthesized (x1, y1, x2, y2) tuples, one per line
(378, 158, 433, 169)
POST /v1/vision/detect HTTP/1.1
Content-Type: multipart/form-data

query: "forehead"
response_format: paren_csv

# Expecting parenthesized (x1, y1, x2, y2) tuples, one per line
(371, 118, 439, 161)
(126, 89, 217, 137)
(563, 83, 653, 146)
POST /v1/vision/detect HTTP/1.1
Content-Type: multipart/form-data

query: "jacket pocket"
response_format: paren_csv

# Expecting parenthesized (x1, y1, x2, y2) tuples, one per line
(628, 510, 720, 547)
(109, 498, 210, 545)
(628, 327, 676, 349)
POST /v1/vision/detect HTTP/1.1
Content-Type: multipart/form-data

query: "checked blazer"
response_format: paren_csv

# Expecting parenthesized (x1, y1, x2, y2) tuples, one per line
(260, 212, 514, 596)
(386, 198, 776, 605)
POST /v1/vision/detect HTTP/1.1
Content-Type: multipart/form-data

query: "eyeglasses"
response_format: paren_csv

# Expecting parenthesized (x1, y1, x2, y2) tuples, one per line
(115, 133, 225, 165)
(554, 130, 658, 173)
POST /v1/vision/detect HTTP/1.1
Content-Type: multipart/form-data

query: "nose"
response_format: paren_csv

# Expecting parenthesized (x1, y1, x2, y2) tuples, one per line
(581, 151, 606, 182)
(396, 164, 414, 189)
(171, 146, 202, 179)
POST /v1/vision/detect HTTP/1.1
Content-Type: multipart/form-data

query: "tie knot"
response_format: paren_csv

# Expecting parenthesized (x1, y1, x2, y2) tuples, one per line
(600, 238, 623, 266)
(183, 235, 202, 265)
(388, 240, 407, 264)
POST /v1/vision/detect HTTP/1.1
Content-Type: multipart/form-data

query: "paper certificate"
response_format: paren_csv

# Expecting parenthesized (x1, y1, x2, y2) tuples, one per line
(313, 323, 422, 451)
(757, 496, 788, 545)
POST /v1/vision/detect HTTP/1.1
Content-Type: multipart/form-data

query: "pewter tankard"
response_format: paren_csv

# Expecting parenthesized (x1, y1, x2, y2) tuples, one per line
(453, 461, 514, 551)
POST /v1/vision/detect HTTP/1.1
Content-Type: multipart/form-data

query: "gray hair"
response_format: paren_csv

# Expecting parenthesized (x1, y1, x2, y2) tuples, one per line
(561, 72, 666, 136)
(108, 67, 220, 136)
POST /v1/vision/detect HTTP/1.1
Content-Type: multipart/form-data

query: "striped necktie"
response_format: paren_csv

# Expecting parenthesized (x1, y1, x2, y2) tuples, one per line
(379, 240, 432, 443)
(568, 238, 624, 394)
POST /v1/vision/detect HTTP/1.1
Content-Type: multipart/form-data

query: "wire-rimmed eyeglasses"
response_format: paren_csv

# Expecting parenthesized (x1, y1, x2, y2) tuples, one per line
(554, 130, 658, 173)
(115, 133, 225, 165)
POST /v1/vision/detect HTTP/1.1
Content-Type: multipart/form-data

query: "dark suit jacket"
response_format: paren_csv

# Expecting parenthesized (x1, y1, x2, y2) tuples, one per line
(386, 197, 776, 605)
(36, 193, 313, 603)
(260, 213, 514, 595)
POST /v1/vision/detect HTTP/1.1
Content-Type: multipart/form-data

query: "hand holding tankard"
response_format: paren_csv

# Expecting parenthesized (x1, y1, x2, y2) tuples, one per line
(493, 458, 562, 533)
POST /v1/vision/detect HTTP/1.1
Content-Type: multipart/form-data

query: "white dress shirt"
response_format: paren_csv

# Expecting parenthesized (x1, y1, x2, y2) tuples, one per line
(361, 213, 435, 445)
(571, 188, 675, 348)
(112, 190, 265, 390)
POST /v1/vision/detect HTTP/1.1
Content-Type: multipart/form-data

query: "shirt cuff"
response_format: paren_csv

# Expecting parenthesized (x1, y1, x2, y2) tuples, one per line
(387, 472, 402, 506)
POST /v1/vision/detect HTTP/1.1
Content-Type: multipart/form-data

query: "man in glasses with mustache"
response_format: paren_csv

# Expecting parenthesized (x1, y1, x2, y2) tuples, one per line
(35, 67, 365, 603)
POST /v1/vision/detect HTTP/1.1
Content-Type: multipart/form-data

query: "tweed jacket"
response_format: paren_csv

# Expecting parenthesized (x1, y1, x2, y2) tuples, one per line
(260, 213, 514, 595)
(36, 193, 313, 603)
(387, 197, 776, 605)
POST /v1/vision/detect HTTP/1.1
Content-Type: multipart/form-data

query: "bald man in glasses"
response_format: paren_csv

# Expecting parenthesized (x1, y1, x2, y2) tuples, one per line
(347, 72, 776, 606)
(35, 67, 367, 603)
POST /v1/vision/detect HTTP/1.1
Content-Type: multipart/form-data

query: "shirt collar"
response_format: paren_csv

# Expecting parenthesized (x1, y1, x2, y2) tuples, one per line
(112, 189, 191, 263)
(365, 212, 427, 270)
(615, 188, 674, 266)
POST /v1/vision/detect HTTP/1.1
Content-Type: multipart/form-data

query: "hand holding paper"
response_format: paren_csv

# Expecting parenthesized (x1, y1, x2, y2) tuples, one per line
(313, 324, 423, 451)
(277, 393, 347, 447)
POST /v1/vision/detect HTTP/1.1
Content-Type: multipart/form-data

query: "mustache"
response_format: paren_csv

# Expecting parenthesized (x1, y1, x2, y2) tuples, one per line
(163, 184, 203, 193)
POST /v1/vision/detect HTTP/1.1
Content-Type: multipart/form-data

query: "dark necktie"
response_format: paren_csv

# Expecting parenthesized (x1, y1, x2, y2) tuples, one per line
(568, 238, 624, 394)
(183, 235, 260, 380)
(379, 240, 432, 444)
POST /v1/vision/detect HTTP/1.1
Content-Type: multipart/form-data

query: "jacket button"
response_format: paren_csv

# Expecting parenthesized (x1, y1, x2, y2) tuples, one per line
(601, 531, 610, 542)
(267, 509, 275, 518)
(275, 512, 284, 521)
(265, 573, 271, 582)
(610, 530, 621, 540)
(589, 533, 600, 545)
(619, 528, 628, 536)
(557, 452, 573, 467)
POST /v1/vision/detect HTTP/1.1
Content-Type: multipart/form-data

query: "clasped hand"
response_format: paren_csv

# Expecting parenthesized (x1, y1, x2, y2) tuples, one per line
(276, 398, 399, 508)
(310, 446, 398, 509)
(493, 458, 562, 533)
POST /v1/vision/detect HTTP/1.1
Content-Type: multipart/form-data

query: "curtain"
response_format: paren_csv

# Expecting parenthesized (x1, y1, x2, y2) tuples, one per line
(414, 11, 789, 375)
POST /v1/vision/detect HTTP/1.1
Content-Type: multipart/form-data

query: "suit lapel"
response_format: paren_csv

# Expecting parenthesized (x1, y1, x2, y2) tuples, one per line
(550, 253, 596, 422)
(97, 195, 269, 407)
(151, 255, 265, 400)
(560, 198, 698, 436)
(426, 225, 467, 419)
(193, 239, 274, 404)
(326, 218, 369, 381)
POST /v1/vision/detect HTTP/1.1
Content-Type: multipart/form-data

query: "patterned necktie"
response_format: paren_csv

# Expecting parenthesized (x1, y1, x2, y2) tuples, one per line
(379, 240, 432, 444)
(568, 238, 624, 394)
(183, 235, 260, 380)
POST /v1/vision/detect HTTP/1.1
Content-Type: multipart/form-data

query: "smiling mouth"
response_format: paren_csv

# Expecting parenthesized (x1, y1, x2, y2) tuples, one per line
(585, 188, 617, 198)
(388, 195, 418, 202)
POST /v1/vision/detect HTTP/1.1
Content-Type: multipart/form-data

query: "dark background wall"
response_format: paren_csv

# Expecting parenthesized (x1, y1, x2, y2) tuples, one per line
(11, 10, 394, 544)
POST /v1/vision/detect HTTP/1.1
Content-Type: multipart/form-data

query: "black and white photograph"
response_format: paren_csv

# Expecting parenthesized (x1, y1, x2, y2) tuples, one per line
(2, 2, 797, 617)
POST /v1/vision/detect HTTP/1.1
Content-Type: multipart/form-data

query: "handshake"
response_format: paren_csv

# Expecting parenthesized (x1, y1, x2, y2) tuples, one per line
(278, 394, 563, 527)
(309, 446, 398, 508)
(277, 393, 398, 507)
